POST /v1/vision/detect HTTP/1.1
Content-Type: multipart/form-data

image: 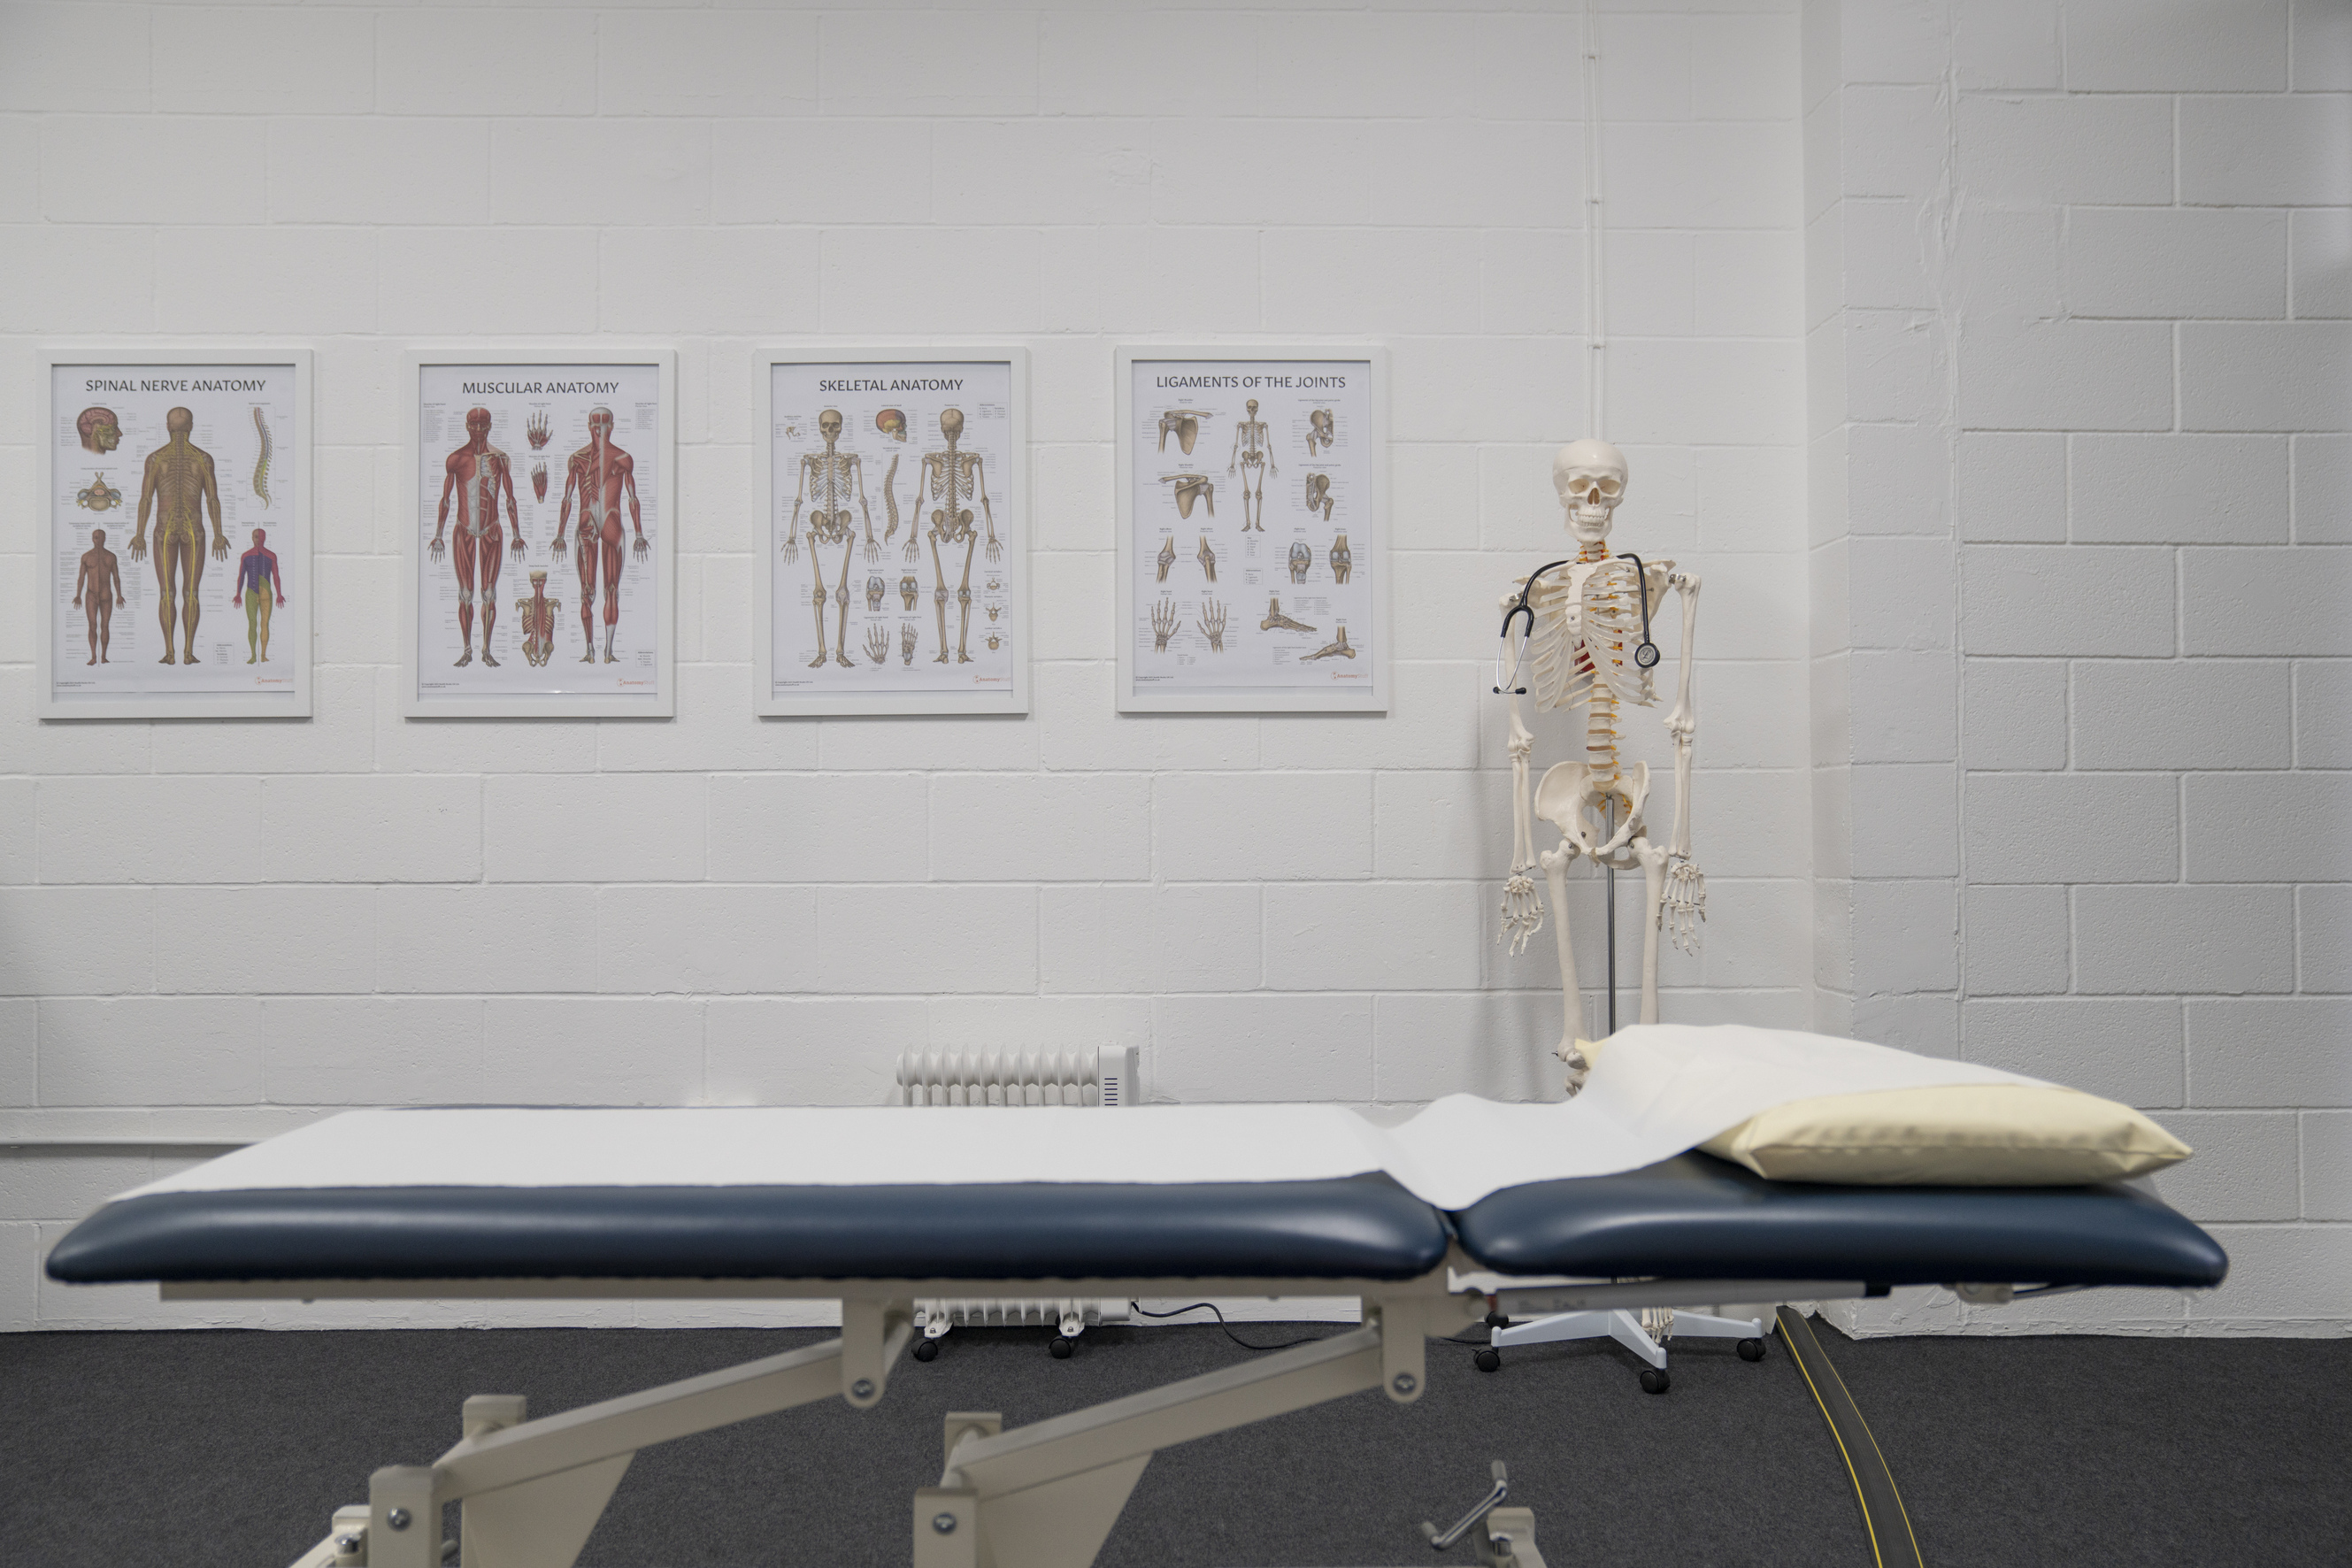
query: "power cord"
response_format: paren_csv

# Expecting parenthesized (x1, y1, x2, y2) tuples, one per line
(1127, 1300, 1333, 1352)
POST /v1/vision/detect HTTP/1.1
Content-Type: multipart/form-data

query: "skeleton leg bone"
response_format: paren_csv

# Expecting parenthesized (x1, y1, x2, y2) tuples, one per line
(1633, 835, 1668, 1026)
(832, 534, 856, 668)
(1539, 845, 1590, 1095)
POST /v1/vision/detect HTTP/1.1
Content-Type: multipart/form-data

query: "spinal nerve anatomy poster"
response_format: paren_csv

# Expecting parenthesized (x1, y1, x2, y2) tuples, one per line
(1116, 347, 1387, 713)
(758, 350, 1028, 717)
(402, 352, 675, 718)
(40, 351, 312, 719)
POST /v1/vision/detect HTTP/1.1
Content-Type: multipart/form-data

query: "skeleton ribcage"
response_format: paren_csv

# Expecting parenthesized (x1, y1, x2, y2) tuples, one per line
(1526, 559, 1657, 713)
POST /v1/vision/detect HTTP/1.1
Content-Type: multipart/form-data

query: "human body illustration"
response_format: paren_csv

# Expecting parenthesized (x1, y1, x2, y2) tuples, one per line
(515, 569, 559, 667)
(231, 527, 284, 663)
(1496, 440, 1704, 1088)
(72, 528, 125, 665)
(554, 407, 647, 665)
(429, 407, 523, 668)
(912, 408, 995, 665)
(130, 406, 228, 665)
(1227, 398, 1276, 531)
(780, 409, 872, 669)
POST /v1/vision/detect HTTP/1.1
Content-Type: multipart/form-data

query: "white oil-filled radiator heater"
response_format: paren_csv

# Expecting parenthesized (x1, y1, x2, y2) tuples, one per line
(893, 1046, 1140, 1359)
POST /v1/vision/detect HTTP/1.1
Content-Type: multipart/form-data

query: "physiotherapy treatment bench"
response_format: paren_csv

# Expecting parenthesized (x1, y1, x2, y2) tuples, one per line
(48, 1104, 2225, 1568)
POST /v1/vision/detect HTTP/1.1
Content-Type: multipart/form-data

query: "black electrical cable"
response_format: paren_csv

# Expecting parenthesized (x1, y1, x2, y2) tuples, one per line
(1127, 1300, 1334, 1352)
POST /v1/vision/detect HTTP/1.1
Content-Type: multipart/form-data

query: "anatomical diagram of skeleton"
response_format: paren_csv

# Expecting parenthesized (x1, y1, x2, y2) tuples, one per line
(411, 364, 663, 700)
(1495, 441, 1705, 1093)
(1128, 357, 1372, 698)
(767, 361, 1018, 704)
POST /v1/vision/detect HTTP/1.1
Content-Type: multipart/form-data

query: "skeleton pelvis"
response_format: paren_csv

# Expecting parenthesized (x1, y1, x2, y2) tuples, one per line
(1533, 760, 1649, 863)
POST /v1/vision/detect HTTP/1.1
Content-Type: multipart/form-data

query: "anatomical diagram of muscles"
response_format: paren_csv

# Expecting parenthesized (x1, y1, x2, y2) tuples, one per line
(250, 408, 274, 508)
(555, 407, 648, 665)
(73, 528, 125, 665)
(782, 409, 873, 669)
(131, 407, 228, 666)
(515, 570, 560, 667)
(1228, 398, 1276, 531)
(231, 527, 285, 664)
(429, 407, 522, 668)
(912, 407, 995, 665)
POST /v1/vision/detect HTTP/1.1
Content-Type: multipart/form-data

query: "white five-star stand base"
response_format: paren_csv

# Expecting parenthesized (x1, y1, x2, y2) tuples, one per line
(1486, 1306, 1771, 1394)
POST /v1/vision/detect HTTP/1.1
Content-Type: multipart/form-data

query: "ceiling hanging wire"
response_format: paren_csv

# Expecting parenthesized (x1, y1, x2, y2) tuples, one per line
(1581, 0, 1608, 442)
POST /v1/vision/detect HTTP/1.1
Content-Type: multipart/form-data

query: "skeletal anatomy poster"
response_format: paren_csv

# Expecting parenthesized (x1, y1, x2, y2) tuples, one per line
(401, 352, 675, 718)
(1116, 347, 1387, 713)
(39, 350, 312, 719)
(757, 350, 1028, 717)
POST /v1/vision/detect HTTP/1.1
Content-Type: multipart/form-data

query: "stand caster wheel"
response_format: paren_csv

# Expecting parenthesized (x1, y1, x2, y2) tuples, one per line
(1639, 1368, 1671, 1395)
(1484, 1310, 1510, 1331)
(1737, 1337, 1767, 1363)
(1049, 1335, 1075, 1359)
(911, 1338, 940, 1363)
(1473, 1348, 1502, 1373)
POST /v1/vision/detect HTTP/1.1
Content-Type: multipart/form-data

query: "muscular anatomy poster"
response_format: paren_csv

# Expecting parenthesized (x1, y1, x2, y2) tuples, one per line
(39, 352, 311, 719)
(402, 354, 675, 718)
(1116, 347, 1387, 713)
(757, 350, 1028, 717)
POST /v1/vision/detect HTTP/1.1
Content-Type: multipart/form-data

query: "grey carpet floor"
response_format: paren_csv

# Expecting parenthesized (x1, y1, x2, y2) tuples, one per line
(3, 1320, 2346, 1566)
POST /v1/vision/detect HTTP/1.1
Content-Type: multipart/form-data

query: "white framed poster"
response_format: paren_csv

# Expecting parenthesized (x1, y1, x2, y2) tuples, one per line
(1115, 344, 1388, 714)
(401, 348, 676, 719)
(37, 346, 314, 719)
(756, 347, 1028, 717)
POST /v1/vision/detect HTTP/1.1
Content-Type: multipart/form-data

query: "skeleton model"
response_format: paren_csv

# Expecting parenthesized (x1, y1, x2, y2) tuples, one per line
(554, 406, 647, 665)
(1304, 472, 1333, 521)
(526, 411, 550, 450)
(1228, 397, 1276, 531)
(1330, 531, 1352, 584)
(1158, 409, 1209, 455)
(1303, 623, 1357, 661)
(1162, 474, 1214, 519)
(1287, 541, 1312, 583)
(1157, 535, 1177, 583)
(1260, 596, 1313, 634)
(1150, 596, 1179, 652)
(913, 408, 995, 664)
(429, 406, 519, 669)
(1197, 599, 1226, 651)
(134, 407, 230, 665)
(1196, 535, 1218, 582)
(1497, 441, 1705, 1090)
(250, 408, 273, 508)
(76, 473, 121, 511)
(1306, 408, 1334, 455)
(514, 569, 559, 667)
(781, 409, 872, 670)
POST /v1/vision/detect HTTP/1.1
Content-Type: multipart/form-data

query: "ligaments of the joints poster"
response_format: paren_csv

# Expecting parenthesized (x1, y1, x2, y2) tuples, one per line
(1129, 358, 1373, 699)
(413, 363, 663, 700)
(767, 360, 1018, 703)
(50, 363, 301, 702)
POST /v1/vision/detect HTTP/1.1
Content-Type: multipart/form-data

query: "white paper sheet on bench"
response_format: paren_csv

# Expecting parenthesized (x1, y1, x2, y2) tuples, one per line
(121, 1026, 2044, 1213)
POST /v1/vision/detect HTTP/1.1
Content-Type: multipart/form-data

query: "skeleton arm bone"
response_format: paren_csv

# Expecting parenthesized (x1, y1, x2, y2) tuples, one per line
(552, 458, 578, 552)
(972, 454, 1000, 563)
(429, 456, 459, 563)
(496, 453, 523, 556)
(852, 454, 877, 562)
(132, 454, 158, 560)
(1661, 572, 1706, 953)
(784, 454, 814, 562)
(1497, 590, 1546, 954)
(202, 454, 228, 561)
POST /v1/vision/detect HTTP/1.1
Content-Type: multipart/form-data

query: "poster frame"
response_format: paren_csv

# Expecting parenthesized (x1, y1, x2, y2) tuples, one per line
(36, 343, 316, 720)
(398, 345, 677, 720)
(1113, 342, 1390, 715)
(753, 343, 1030, 719)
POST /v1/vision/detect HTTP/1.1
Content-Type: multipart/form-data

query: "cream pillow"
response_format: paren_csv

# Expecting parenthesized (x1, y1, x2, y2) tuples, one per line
(1572, 1039, 2192, 1186)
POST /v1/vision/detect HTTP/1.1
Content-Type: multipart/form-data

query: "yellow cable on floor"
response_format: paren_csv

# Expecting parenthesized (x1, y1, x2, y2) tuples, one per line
(1778, 1305, 1925, 1568)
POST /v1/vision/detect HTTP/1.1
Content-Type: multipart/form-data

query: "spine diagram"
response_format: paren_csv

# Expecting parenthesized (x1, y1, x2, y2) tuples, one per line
(515, 569, 559, 667)
(250, 408, 273, 508)
(882, 454, 904, 554)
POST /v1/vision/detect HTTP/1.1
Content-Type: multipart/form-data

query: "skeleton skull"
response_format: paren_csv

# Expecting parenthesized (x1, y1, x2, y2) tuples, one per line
(1552, 438, 1628, 548)
(940, 407, 965, 441)
(819, 409, 843, 444)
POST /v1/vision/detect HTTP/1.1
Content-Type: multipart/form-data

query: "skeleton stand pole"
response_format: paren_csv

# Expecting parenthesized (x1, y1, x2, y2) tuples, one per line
(1603, 799, 1617, 1036)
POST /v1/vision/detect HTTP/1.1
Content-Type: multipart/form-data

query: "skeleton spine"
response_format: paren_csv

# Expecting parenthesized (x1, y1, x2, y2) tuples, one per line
(250, 407, 273, 507)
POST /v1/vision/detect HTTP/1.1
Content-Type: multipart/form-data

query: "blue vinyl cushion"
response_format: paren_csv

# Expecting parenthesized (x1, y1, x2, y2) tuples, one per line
(42, 1177, 1455, 1285)
(1451, 1154, 2229, 1288)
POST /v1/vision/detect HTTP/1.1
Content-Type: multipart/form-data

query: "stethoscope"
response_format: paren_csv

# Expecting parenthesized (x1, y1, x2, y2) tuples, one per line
(1492, 553, 1659, 695)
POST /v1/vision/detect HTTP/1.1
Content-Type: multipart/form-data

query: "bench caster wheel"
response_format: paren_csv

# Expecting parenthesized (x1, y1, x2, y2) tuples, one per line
(911, 1338, 940, 1363)
(1738, 1337, 1767, 1362)
(1049, 1335, 1075, 1359)
(1640, 1368, 1670, 1395)
(1473, 1348, 1502, 1373)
